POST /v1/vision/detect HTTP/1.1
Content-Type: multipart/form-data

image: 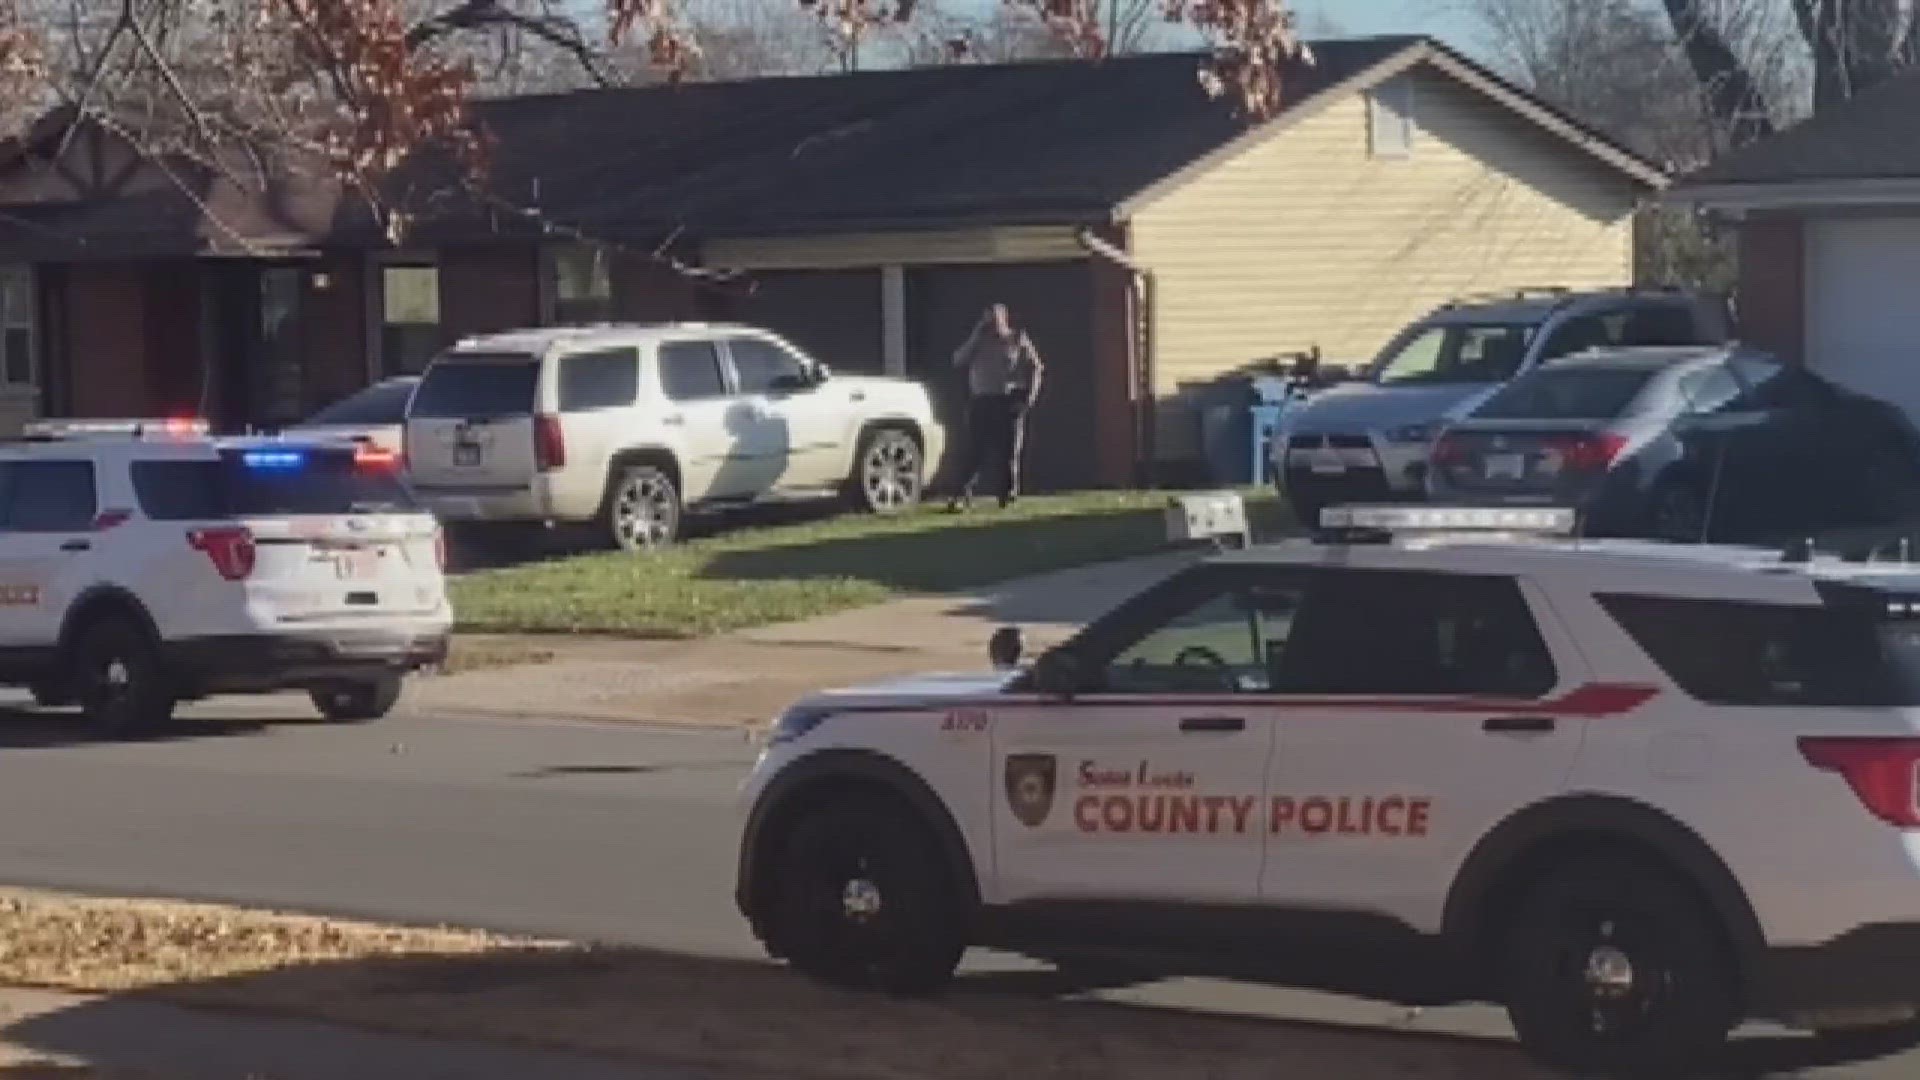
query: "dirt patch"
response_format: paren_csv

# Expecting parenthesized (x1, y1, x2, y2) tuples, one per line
(0, 890, 1542, 1080)
(437, 637, 558, 676)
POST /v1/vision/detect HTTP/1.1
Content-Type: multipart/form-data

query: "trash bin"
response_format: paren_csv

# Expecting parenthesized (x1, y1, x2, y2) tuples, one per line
(1198, 379, 1257, 485)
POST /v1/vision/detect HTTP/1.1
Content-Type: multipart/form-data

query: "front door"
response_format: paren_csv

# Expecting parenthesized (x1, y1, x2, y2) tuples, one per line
(990, 566, 1299, 907)
(1258, 567, 1590, 933)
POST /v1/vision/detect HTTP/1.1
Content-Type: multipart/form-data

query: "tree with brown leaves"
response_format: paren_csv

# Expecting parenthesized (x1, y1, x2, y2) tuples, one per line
(0, 0, 1307, 242)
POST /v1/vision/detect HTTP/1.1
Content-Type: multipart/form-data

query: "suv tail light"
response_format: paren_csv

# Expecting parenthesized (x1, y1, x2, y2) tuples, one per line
(1547, 432, 1628, 472)
(434, 527, 448, 572)
(1431, 433, 1468, 468)
(534, 414, 565, 472)
(1800, 737, 1920, 828)
(187, 526, 257, 582)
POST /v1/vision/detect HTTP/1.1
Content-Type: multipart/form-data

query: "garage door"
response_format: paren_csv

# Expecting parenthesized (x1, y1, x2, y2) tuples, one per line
(1807, 216, 1920, 420)
(732, 269, 884, 375)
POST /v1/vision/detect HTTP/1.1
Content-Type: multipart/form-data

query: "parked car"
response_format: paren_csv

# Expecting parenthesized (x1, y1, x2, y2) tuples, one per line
(1272, 287, 1731, 524)
(404, 323, 945, 550)
(1427, 345, 1920, 541)
(282, 377, 419, 458)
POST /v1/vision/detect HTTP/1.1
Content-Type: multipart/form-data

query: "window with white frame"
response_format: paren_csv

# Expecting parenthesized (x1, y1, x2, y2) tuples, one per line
(1367, 76, 1415, 158)
(381, 264, 441, 377)
(0, 267, 34, 389)
(547, 244, 612, 324)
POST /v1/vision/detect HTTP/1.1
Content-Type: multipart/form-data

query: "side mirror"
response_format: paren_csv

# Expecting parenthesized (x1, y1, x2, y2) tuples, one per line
(1029, 649, 1084, 699)
(988, 625, 1024, 669)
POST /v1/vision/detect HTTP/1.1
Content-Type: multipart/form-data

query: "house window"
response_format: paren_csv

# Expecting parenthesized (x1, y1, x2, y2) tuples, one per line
(382, 265, 441, 376)
(1368, 76, 1415, 158)
(0, 267, 34, 388)
(547, 245, 612, 324)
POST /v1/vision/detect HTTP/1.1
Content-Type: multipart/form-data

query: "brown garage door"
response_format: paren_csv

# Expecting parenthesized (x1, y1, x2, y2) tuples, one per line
(907, 262, 1096, 493)
(733, 269, 883, 374)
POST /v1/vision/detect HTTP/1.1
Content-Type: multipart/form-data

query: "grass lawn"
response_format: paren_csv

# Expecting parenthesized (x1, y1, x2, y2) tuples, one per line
(449, 489, 1289, 638)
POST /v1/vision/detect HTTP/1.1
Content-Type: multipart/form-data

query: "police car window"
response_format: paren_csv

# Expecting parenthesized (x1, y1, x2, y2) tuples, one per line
(1598, 594, 1919, 706)
(2, 460, 96, 532)
(1102, 584, 1303, 694)
(1276, 571, 1555, 697)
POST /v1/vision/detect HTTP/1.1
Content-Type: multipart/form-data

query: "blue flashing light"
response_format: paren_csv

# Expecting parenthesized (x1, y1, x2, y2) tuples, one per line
(243, 450, 306, 470)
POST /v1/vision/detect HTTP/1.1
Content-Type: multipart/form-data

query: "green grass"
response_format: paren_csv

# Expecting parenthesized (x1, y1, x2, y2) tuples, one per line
(448, 489, 1289, 638)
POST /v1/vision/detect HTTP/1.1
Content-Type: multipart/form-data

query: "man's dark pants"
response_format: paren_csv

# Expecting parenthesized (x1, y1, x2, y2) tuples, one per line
(956, 392, 1021, 500)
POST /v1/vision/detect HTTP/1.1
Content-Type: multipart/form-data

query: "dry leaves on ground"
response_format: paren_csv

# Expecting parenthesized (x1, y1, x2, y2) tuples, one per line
(0, 890, 1537, 1080)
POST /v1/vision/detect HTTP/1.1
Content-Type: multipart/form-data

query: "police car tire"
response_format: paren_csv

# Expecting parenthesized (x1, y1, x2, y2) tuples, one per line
(71, 617, 175, 738)
(309, 675, 403, 723)
(1499, 855, 1737, 1078)
(767, 805, 964, 995)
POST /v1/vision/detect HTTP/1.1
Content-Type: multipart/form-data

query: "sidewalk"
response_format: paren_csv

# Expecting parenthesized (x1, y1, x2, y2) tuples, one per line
(404, 551, 1197, 728)
(0, 986, 694, 1080)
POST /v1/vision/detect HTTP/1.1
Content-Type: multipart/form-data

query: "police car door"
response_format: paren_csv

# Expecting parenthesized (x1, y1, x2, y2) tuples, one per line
(0, 459, 102, 646)
(1260, 566, 1591, 931)
(991, 565, 1293, 906)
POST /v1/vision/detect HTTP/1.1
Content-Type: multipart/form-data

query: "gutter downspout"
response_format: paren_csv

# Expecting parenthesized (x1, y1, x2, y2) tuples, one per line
(1076, 227, 1155, 486)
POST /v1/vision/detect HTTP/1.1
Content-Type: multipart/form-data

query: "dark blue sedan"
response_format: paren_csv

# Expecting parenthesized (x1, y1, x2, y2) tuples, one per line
(1426, 346, 1920, 542)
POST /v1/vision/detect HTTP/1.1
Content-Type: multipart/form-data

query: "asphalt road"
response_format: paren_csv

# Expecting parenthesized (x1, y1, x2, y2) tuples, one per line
(0, 695, 1914, 1078)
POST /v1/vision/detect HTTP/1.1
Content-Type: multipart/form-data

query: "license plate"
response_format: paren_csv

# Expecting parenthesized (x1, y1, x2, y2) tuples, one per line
(327, 550, 381, 581)
(1309, 449, 1347, 475)
(1484, 453, 1526, 480)
(453, 443, 482, 467)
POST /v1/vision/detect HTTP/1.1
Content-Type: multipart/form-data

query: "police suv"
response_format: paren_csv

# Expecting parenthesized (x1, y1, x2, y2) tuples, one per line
(738, 505, 1920, 1076)
(0, 419, 450, 735)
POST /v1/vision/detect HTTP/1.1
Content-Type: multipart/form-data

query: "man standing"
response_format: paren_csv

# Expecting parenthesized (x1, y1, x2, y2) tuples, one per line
(948, 303, 1044, 510)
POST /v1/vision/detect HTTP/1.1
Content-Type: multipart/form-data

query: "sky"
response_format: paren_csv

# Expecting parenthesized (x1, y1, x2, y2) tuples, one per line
(1290, 0, 1489, 55)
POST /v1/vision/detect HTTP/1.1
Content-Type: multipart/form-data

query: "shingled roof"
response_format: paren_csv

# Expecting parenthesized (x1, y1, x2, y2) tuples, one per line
(1684, 70, 1920, 190)
(0, 34, 1665, 257)
(424, 36, 1422, 241)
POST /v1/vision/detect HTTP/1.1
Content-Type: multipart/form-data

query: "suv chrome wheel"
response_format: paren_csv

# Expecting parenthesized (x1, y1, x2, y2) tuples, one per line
(609, 466, 681, 550)
(858, 430, 922, 514)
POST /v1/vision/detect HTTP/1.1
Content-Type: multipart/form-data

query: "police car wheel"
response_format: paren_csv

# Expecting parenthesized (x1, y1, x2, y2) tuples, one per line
(1500, 855, 1737, 1078)
(71, 617, 176, 738)
(309, 675, 403, 723)
(768, 805, 964, 994)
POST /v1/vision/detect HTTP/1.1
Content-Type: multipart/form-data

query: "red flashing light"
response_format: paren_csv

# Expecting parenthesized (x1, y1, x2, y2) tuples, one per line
(355, 443, 401, 470)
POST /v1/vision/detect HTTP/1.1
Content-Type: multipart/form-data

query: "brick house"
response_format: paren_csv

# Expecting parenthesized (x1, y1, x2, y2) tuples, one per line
(0, 35, 1663, 490)
(1674, 71, 1920, 423)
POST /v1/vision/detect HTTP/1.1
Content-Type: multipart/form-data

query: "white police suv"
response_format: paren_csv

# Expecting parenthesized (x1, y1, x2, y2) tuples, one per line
(0, 419, 450, 736)
(738, 505, 1920, 1076)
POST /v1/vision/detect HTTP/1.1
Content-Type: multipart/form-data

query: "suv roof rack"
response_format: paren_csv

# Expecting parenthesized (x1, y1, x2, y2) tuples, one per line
(19, 418, 210, 441)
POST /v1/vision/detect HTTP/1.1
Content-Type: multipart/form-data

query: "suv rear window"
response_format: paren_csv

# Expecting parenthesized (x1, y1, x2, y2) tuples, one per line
(1473, 367, 1661, 421)
(133, 449, 417, 519)
(411, 354, 539, 419)
(1598, 593, 1920, 706)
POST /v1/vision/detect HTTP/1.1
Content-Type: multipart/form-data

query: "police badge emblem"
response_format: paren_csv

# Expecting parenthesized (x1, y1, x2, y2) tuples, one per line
(1004, 754, 1057, 828)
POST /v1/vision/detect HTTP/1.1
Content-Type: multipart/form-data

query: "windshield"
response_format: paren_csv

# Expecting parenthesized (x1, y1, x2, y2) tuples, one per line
(1374, 323, 1535, 386)
(304, 380, 416, 426)
(131, 448, 417, 519)
(411, 354, 540, 419)
(1472, 367, 1661, 421)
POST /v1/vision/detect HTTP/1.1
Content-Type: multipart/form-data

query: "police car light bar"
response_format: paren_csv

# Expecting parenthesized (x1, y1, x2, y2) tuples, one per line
(1318, 505, 1578, 535)
(22, 418, 210, 440)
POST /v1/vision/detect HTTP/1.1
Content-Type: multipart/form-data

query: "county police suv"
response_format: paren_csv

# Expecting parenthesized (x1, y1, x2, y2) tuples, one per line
(738, 505, 1920, 1076)
(0, 420, 451, 735)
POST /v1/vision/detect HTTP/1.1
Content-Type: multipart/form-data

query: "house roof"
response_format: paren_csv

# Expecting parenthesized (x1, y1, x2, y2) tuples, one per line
(1684, 71, 1920, 192)
(426, 34, 1663, 243)
(0, 34, 1666, 258)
